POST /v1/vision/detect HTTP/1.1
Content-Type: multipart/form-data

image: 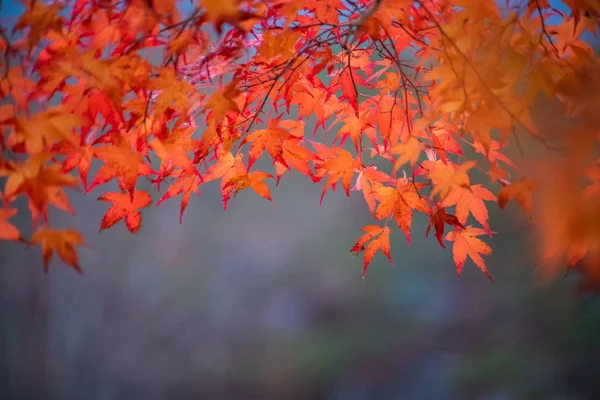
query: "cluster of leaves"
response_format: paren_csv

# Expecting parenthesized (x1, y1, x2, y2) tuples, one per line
(1, 0, 600, 285)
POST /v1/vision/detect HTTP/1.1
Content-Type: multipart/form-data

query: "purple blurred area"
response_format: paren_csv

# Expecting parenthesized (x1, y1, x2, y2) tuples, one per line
(1, 170, 600, 400)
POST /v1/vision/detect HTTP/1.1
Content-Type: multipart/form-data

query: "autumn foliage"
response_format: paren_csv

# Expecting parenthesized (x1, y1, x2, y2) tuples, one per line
(1, 0, 600, 286)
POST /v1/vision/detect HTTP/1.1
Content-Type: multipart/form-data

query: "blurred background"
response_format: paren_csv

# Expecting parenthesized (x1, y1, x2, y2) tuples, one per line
(1, 168, 600, 400)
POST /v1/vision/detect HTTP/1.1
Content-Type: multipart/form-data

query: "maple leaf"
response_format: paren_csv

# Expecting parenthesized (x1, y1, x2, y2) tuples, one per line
(0, 67, 36, 109)
(0, 155, 79, 224)
(87, 90, 123, 128)
(222, 171, 274, 209)
(0, 208, 21, 242)
(352, 166, 393, 213)
(203, 150, 246, 188)
(54, 142, 94, 190)
(89, 140, 154, 199)
(293, 88, 337, 126)
(334, 112, 377, 152)
(391, 136, 425, 173)
(428, 161, 477, 201)
(473, 139, 516, 169)
(205, 80, 241, 122)
(445, 226, 493, 281)
(244, 123, 290, 169)
(258, 30, 300, 61)
(339, 66, 360, 116)
(426, 121, 464, 162)
(149, 127, 198, 175)
(98, 191, 153, 233)
(426, 207, 465, 248)
(167, 29, 195, 59)
(265, 118, 317, 183)
(156, 173, 201, 224)
(90, 10, 123, 50)
(314, 147, 361, 204)
(148, 67, 196, 117)
(278, 140, 316, 183)
(488, 161, 510, 184)
(13, 1, 64, 50)
(441, 184, 497, 235)
(498, 177, 536, 217)
(30, 227, 86, 273)
(373, 179, 430, 245)
(4, 0, 600, 289)
(350, 225, 394, 276)
(10, 108, 85, 155)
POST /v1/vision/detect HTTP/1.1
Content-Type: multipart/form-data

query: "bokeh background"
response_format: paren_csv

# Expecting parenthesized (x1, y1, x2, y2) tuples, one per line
(2, 155, 600, 400)
(2, 0, 600, 399)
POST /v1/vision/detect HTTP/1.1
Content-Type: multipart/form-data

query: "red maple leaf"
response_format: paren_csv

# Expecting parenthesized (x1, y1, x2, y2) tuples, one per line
(98, 191, 153, 233)
(426, 207, 465, 248)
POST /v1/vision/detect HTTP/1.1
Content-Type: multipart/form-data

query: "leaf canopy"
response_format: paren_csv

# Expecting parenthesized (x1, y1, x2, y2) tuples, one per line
(2, 0, 600, 288)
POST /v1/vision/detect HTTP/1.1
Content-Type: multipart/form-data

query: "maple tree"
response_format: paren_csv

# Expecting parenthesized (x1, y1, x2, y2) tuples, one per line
(1, 0, 600, 288)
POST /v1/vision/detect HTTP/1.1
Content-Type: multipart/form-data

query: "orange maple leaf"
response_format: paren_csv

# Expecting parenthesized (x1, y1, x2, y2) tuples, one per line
(0, 208, 21, 241)
(148, 67, 196, 117)
(13, 1, 64, 50)
(352, 166, 393, 213)
(30, 227, 86, 273)
(445, 226, 493, 281)
(294, 88, 337, 127)
(314, 147, 361, 204)
(427, 121, 464, 160)
(391, 136, 424, 173)
(87, 90, 123, 128)
(441, 184, 496, 234)
(10, 108, 84, 155)
(244, 123, 290, 169)
(339, 66, 359, 116)
(98, 191, 153, 233)
(277, 140, 316, 183)
(258, 30, 300, 61)
(55, 142, 94, 190)
(205, 80, 241, 122)
(0, 155, 79, 224)
(428, 161, 477, 201)
(373, 180, 430, 245)
(156, 173, 201, 224)
(149, 127, 198, 175)
(271, 119, 317, 183)
(350, 225, 394, 276)
(222, 170, 274, 209)
(473, 139, 516, 169)
(202, 0, 245, 31)
(203, 150, 246, 185)
(89, 141, 154, 199)
(334, 112, 377, 152)
(5, 0, 599, 287)
(498, 177, 536, 217)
